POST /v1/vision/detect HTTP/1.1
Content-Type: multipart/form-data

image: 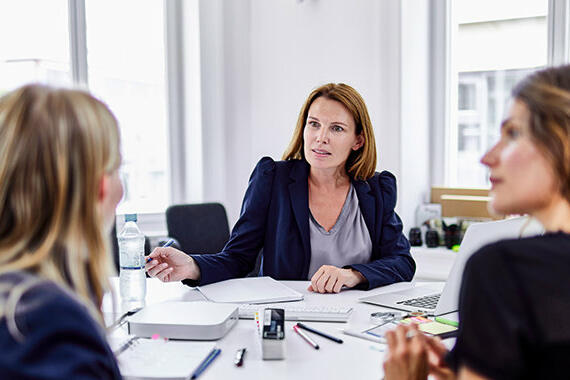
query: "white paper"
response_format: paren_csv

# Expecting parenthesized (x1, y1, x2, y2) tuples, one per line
(197, 276, 304, 304)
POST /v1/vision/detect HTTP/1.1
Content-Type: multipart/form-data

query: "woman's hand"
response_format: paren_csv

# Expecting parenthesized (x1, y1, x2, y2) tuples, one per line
(383, 324, 455, 380)
(308, 265, 365, 293)
(145, 247, 200, 282)
(383, 324, 429, 380)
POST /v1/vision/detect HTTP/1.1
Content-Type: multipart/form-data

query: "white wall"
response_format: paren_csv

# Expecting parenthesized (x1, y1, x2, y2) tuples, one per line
(195, 0, 431, 233)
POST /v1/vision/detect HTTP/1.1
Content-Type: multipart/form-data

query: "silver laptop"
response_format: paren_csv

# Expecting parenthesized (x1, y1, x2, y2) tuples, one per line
(359, 216, 543, 316)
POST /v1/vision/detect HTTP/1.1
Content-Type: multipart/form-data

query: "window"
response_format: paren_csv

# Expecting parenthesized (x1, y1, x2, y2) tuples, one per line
(0, 0, 72, 94)
(85, 1, 169, 214)
(448, 0, 549, 187)
(0, 1, 171, 216)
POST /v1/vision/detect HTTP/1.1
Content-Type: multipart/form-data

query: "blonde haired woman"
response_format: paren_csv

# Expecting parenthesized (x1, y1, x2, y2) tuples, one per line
(147, 83, 415, 292)
(383, 65, 570, 379)
(0, 85, 123, 378)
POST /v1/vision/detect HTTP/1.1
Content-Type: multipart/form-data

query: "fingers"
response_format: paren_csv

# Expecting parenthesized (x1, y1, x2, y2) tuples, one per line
(144, 247, 168, 269)
(155, 266, 174, 282)
(426, 336, 449, 357)
(310, 266, 345, 293)
(333, 277, 344, 293)
(425, 336, 450, 371)
(146, 261, 170, 279)
(309, 268, 324, 293)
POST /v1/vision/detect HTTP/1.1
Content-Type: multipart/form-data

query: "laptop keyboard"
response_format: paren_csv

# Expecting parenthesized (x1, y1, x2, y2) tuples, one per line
(238, 303, 353, 322)
(397, 294, 440, 310)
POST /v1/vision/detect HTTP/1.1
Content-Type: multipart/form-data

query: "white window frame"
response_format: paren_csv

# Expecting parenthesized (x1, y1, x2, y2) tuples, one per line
(430, 0, 570, 188)
(67, 0, 196, 235)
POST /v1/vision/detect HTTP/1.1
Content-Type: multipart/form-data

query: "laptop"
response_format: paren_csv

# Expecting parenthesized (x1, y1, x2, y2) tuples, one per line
(359, 216, 544, 317)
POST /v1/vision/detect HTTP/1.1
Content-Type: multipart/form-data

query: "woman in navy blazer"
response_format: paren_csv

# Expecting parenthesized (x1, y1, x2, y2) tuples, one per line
(147, 83, 415, 292)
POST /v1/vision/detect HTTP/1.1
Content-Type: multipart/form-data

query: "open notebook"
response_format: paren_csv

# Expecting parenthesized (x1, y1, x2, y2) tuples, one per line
(111, 337, 216, 380)
(197, 276, 304, 304)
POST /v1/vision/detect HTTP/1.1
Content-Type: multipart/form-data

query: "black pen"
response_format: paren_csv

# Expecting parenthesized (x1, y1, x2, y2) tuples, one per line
(296, 322, 343, 344)
(234, 347, 246, 367)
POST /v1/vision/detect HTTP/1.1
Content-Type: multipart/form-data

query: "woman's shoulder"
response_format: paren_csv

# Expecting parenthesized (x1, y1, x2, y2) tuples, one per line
(356, 170, 398, 206)
(0, 271, 100, 340)
(466, 233, 570, 281)
(253, 157, 308, 178)
(0, 271, 119, 378)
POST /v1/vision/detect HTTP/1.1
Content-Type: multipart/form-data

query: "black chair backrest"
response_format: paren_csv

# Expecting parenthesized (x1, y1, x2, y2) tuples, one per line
(166, 203, 230, 254)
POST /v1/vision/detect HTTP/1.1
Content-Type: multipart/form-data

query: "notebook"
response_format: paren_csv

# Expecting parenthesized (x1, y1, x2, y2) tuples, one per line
(359, 216, 544, 316)
(111, 337, 216, 380)
(197, 276, 304, 304)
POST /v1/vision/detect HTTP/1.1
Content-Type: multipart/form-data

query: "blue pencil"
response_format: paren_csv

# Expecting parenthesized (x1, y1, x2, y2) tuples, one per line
(191, 347, 221, 379)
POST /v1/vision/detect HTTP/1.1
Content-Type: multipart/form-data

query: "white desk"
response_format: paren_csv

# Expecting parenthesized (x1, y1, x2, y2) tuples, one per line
(103, 278, 444, 380)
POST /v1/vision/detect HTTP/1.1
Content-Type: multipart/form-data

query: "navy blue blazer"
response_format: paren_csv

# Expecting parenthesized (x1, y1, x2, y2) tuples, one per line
(0, 271, 121, 380)
(191, 157, 415, 290)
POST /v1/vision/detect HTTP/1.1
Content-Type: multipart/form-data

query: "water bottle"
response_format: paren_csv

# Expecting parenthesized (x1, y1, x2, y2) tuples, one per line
(118, 214, 147, 303)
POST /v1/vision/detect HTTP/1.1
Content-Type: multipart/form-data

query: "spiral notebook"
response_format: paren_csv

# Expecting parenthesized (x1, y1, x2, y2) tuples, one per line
(111, 337, 216, 380)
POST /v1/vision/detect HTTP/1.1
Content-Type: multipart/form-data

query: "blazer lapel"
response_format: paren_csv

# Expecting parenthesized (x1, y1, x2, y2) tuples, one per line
(353, 179, 376, 243)
(288, 161, 311, 274)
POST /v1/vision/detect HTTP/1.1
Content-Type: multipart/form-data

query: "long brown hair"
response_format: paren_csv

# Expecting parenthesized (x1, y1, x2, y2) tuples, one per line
(282, 83, 377, 180)
(0, 84, 120, 330)
(512, 65, 570, 202)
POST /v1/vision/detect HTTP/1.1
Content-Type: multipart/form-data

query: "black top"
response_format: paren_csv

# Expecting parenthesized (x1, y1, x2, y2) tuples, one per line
(447, 232, 570, 379)
(0, 271, 122, 380)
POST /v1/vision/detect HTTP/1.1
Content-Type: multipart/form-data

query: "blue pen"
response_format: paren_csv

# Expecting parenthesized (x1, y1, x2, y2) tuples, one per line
(145, 239, 174, 263)
(190, 347, 221, 379)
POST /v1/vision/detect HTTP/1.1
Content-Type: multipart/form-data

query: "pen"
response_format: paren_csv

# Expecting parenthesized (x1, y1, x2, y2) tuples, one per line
(113, 336, 140, 356)
(296, 322, 343, 344)
(146, 239, 174, 263)
(190, 347, 221, 379)
(234, 347, 246, 367)
(293, 325, 319, 350)
(106, 307, 143, 332)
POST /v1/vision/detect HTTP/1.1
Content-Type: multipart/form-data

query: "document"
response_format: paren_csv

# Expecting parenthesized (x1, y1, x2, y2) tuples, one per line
(197, 276, 304, 304)
(112, 338, 216, 380)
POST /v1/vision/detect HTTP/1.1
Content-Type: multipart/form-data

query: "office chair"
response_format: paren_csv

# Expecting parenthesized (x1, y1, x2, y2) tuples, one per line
(165, 203, 262, 277)
(166, 203, 231, 255)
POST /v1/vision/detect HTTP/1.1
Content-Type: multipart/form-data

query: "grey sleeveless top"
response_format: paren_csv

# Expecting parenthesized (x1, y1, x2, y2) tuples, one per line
(307, 184, 372, 279)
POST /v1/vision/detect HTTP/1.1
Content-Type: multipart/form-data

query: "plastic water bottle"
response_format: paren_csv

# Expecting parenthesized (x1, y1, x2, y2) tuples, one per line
(118, 214, 147, 303)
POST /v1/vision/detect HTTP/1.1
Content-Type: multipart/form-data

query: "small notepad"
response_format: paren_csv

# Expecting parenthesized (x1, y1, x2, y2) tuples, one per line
(197, 276, 304, 304)
(112, 338, 216, 380)
(400, 315, 458, 336)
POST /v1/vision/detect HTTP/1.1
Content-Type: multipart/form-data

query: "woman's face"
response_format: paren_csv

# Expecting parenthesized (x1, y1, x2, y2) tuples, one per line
(303, 97, 363, 174)
(481, 99, 558, 216)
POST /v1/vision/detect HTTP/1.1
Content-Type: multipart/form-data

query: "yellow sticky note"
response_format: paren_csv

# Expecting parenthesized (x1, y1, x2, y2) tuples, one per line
(418, 321, 457, 335)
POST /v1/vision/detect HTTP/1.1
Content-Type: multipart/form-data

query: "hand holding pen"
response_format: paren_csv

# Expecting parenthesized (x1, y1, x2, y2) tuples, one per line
(145, 239, 201, 282)
(145, 239, 175, 263)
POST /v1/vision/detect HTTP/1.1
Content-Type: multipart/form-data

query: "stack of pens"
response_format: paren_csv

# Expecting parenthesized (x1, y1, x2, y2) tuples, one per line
(292, 322, 343, 350)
